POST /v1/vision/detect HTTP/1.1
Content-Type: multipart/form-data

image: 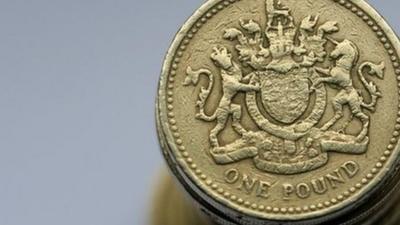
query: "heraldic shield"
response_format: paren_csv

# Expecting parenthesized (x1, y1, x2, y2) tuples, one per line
(260, 69, 311, 124)
(183, 0, 385, 175)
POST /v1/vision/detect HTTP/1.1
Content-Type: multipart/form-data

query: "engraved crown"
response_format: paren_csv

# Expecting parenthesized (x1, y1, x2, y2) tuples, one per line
(265, 0, 296, 58)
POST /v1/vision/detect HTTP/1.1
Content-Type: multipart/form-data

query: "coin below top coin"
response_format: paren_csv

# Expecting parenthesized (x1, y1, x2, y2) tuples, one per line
(157, 0, 400, 224)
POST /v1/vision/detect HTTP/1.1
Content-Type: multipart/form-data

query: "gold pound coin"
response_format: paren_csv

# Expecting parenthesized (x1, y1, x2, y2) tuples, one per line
(156, 0, 400, 224)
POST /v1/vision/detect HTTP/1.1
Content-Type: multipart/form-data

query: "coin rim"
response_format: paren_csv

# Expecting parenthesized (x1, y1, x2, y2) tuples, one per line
(157, 0, 400, 221)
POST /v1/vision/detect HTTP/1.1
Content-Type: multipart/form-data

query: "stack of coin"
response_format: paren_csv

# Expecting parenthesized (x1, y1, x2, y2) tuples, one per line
(155, 0, 400, 224)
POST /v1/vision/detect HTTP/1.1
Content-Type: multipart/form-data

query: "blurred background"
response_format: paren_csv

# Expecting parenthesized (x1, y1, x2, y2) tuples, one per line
(0, 0, 397, 225)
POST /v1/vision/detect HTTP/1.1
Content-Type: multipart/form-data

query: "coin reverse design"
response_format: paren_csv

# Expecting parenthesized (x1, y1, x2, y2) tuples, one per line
(157, 0, 400, 223)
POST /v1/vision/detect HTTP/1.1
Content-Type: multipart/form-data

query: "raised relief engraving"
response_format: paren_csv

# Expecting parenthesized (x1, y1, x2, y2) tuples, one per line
(183, 0, 385, 175)
(223, 168, 275, 199)
(282, 161, 360, 199)
(184, 47, 260, 149)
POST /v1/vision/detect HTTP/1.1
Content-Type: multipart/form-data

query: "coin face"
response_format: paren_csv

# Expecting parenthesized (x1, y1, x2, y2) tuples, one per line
(157, 0, 400, 223)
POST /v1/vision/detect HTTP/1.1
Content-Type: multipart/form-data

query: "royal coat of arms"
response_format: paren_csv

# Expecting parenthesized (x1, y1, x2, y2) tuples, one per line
(183, 0, 385, 175)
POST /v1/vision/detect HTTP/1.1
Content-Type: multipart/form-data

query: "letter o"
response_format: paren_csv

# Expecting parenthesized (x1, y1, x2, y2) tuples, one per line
(296, 183, 311, 199)
(224, 169, 240, 184)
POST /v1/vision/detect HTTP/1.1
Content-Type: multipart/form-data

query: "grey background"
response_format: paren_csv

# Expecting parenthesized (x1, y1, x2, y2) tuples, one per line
(0, 0, 397, 225)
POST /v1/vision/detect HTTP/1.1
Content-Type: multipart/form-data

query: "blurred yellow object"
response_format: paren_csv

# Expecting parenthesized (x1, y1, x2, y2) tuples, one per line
(151, 172, 213, 225)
